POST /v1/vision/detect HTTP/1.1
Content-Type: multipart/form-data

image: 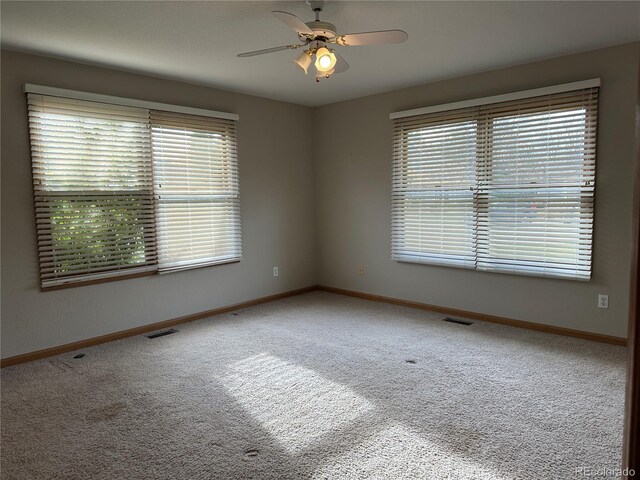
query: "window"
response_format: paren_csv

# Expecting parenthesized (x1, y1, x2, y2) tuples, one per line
(151, 111, 240, 272)
(392, 83, 598, 280)
(27, 91, 240, 289)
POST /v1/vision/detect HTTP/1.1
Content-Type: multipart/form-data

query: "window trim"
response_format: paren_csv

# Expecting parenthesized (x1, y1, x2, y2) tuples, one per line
(390, 78, 601, 120)
(24, 84, 239, 121)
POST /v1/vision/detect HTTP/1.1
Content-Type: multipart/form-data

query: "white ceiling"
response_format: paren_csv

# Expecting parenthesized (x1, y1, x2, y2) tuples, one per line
(2, 1, 639, 107)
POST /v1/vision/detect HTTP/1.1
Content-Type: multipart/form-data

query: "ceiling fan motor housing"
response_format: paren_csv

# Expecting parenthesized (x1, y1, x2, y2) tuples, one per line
(302, 21, 337, 41)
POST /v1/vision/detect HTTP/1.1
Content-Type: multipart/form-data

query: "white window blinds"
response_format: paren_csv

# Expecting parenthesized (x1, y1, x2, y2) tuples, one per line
(27, 92, 240, 289)
(28, 94, 157, 288)
(392, 84, 598, 280)
(151, 111, 241, 272)
(392, 110, 478, 268)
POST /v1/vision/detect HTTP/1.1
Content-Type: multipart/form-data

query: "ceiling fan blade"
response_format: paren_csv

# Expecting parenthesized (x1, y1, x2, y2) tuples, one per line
(272, 11, 315, 36)
(335, 30, 408, 47)
(237, 45, 299, 57)
(333, 50, 350, 74)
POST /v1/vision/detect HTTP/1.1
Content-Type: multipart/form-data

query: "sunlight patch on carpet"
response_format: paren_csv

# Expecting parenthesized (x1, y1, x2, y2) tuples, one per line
(312, 424, 507, 480)
(222, 352, 373, 453)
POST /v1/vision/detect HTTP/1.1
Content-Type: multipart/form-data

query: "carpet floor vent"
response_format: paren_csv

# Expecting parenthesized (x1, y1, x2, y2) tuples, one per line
(145, 328, 178, 339)
(443, 317, 473, 326)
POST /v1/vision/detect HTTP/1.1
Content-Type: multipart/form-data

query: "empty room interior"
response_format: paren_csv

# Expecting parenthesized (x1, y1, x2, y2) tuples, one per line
(1, 1, 640, 479)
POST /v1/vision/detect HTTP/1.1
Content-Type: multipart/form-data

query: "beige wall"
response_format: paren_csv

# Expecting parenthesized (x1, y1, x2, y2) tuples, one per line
(313, 42, 640, 339)
(1, 50, 316, 358)
(2, 43, 638, 359)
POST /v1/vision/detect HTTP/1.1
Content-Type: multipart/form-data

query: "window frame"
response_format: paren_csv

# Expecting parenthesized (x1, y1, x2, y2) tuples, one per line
(475, 103, 596, 278)
(150, 113, 242, 273)
(392, 114, 479, 268)
(391, 82, 599, 281)
(26, 86, 240, 291)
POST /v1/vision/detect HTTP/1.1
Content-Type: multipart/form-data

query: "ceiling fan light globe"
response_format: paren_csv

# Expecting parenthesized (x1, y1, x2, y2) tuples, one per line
(293, 51, 312, 74)
(314, 47, 337, 72)
(319, 55, 331, 69)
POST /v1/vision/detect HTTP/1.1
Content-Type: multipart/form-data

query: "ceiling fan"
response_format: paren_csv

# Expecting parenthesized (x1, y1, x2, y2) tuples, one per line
(237, 1, 409, 82)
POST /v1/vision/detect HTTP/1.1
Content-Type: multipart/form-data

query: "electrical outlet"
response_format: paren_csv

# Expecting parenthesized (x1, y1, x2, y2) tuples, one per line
(273, 266, 279, 277)
(358, 264, 365, 276)
(598, 294, 608, 309)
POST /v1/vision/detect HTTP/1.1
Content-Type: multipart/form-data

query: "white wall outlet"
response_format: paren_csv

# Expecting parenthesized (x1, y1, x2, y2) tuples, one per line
(358, 264, 365, 276)
(598, 294, 608, 309)
(273, 266, 279, 277)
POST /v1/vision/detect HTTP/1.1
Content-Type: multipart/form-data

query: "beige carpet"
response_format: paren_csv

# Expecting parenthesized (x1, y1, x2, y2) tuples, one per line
(1, 291, 627, 479)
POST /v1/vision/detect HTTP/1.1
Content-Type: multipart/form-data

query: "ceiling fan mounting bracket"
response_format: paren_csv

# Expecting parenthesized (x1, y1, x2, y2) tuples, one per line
(300, 20, 337, 41)
(306, 0, 325, 15)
